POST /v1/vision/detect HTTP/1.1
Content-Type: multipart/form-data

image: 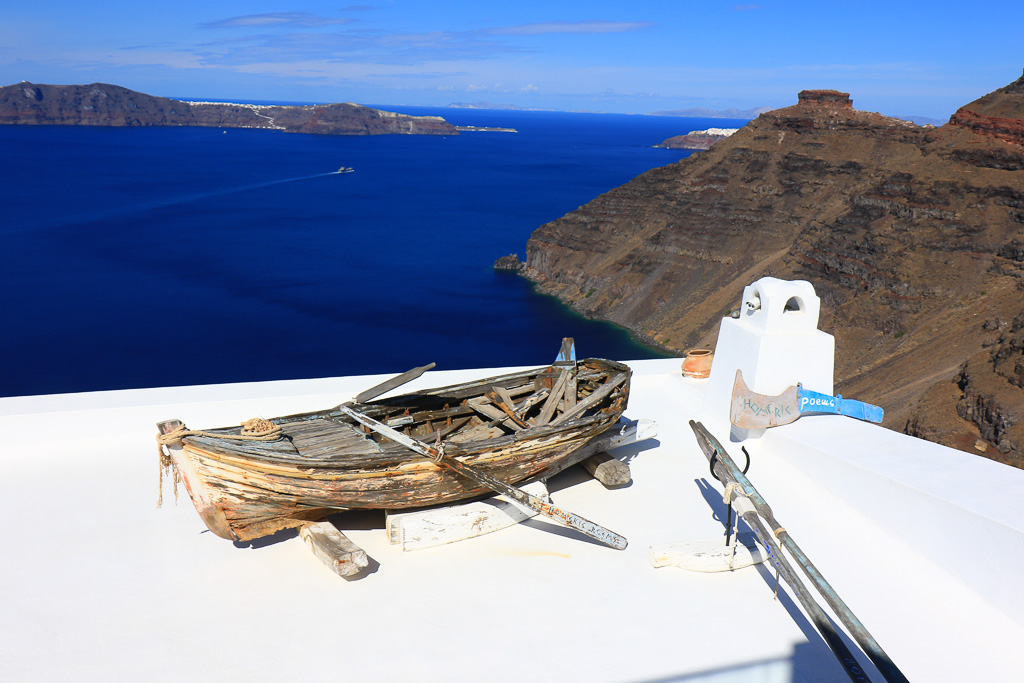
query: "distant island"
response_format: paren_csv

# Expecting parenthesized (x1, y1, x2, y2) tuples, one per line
(0, 81, 459, 136)
(447, 101, 524, 110)
(649, 106, 772, 119)
(656, 127, 740, 150)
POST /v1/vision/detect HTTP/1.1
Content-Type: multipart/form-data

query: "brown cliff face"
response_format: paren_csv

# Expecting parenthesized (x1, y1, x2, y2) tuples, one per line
(0, 82, 458, 135)
(523, 77, 1024, 466)
(949, 71, 1024, 149)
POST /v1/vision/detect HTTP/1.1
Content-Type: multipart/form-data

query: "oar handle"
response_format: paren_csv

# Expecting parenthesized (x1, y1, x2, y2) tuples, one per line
(440, 454, 628, 550)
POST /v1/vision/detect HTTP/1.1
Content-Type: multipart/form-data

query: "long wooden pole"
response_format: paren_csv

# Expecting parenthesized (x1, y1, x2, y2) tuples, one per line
(339, 405, 628, 550)
(689, 421, 909, 683)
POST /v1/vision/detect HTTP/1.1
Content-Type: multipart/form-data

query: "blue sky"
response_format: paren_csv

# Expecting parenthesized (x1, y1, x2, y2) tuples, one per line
(1, 1, 1021, 118)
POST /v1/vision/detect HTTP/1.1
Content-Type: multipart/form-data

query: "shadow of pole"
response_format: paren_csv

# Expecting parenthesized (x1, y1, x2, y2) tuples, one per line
(690, 477, 884, 683)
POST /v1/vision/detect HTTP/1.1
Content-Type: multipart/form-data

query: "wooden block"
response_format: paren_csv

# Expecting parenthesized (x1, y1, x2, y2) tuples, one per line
(538, 418, 658, 479)
(581, 452, 631, 487)
(386, 480, 550, 551)
(300, 521, 369, 577)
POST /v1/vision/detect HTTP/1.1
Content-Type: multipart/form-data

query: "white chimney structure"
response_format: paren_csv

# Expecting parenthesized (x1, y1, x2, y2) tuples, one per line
(702, 277, 835, 437)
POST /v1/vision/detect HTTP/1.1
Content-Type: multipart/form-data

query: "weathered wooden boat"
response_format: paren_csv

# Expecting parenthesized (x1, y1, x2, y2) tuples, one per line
(157, 357, 631, 543)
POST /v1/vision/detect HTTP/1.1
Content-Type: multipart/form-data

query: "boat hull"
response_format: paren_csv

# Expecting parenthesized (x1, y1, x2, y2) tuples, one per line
(162, 359, 631, 541)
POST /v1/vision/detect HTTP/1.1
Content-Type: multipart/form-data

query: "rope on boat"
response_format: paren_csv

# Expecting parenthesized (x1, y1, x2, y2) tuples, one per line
(722, 481, 743, 504)
(156, 419, 284, 446)
(157, 447, 180, 509)
(155, 419, 283, 508)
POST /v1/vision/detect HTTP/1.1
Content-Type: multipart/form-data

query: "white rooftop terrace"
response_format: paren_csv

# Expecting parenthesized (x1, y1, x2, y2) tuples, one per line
(3, 278, 1023, 682)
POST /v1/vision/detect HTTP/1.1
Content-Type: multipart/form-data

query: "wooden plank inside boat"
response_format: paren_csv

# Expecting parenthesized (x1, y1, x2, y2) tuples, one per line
(284, 418, 382, 459)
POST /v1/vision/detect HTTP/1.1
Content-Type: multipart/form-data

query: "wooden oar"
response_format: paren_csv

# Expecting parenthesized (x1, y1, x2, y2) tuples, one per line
(730, 369, 883, 430)
(338, 405, 628, 550)
(689, 420, 908, 683)
(351, 363, 436, 404)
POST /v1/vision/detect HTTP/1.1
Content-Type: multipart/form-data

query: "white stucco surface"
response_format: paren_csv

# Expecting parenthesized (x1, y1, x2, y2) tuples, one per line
(2, 357, 1022, 682)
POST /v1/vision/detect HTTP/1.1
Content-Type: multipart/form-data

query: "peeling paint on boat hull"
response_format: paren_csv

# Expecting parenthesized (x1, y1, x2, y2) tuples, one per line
(164, 359, 631, 541)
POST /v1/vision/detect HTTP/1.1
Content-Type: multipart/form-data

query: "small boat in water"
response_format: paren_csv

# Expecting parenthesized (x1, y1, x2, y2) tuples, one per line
(336, 166, 354, 173)
(157, 355, 631, 542)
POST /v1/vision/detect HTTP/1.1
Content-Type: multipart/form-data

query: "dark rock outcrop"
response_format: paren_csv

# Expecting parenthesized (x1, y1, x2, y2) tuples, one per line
(494, 254, 525, 271)
(0, 81, 458, 136)
(520, 75, 1024, 465)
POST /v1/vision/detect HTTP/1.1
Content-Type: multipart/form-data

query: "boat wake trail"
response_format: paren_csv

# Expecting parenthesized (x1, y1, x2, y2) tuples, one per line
(6, 171, 341, 236)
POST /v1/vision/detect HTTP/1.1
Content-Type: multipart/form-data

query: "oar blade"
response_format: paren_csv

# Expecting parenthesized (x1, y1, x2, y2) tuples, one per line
(729, 370, 800, 429)
(353, 363, 436, 404)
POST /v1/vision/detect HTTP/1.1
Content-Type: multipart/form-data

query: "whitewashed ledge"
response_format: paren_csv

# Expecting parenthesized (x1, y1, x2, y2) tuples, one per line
(2, 357, 1023, 682)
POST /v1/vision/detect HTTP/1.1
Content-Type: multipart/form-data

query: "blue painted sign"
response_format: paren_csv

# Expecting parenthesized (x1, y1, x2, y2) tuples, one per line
(796, 387, 884, 423)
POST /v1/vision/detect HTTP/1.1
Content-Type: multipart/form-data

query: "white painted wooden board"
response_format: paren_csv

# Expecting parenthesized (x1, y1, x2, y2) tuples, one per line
(650, 534, 766, 572)
(386, 480, 550, 551)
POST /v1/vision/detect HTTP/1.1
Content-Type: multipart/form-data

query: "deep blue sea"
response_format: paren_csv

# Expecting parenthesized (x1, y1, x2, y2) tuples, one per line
(0, 108, 747, 397)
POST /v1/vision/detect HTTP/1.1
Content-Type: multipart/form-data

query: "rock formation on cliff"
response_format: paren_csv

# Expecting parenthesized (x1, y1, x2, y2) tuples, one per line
(493, 254, 525, 271)
(521, 75, 1024, 466)
(0, 82, 458, 135)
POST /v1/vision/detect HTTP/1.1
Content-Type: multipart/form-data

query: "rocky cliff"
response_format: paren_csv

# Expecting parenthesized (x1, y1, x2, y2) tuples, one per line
(522, 75, 1024, 466)
(0, 82, 458, 135)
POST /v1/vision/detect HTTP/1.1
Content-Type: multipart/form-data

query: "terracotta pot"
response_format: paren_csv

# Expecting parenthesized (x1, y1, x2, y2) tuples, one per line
(682, 349, 714, 379)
